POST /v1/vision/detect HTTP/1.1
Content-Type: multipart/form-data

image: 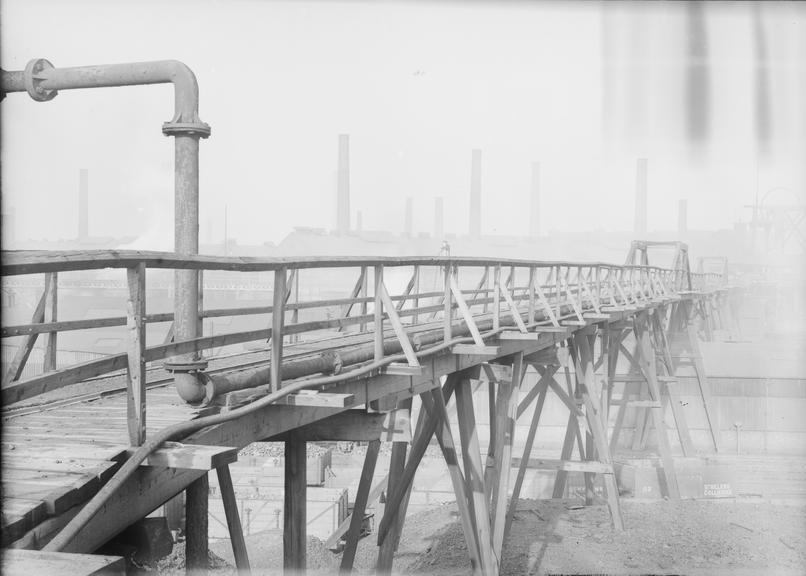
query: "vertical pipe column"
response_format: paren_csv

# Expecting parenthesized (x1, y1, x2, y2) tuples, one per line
(173, 135, 204, 402)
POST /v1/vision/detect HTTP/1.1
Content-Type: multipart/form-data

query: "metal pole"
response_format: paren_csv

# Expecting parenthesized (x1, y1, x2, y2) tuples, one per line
(1, 58, 211, 403)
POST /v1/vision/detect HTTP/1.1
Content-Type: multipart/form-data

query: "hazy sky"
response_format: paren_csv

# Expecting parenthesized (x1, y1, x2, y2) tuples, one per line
(2, 0, 804, 248)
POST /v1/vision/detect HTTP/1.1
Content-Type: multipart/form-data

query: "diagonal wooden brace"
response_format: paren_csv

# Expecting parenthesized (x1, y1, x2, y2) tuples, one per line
(378, 281, 420, 368)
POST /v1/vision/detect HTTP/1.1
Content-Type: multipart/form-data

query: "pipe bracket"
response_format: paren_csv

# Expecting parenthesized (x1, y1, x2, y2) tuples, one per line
(24, 58, 58, 102)
(162, 121, 211, 138)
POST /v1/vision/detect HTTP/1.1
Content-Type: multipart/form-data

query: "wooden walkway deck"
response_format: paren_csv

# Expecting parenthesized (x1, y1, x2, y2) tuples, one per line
(0, 247, 735, 574)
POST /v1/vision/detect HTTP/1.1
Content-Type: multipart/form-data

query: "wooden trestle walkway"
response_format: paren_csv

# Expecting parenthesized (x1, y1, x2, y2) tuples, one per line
(0, 242, 735, 575)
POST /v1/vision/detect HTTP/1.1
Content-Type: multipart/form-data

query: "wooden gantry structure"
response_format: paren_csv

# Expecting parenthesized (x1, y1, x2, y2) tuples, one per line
(1, 247, 736, 575)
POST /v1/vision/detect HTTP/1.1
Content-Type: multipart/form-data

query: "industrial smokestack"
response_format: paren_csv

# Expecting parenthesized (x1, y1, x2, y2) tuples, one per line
(434, 197, 444, 239)
(470, 149, 481, 237)
(78, 168, 88, 241)
(356, 210, 363, 233)
(529, 162, 540, 238)
(634, 158, 648, 236)
(678, 199, 688, 235)
(337, 134, 350, 234)
(404, 197, 413, 237)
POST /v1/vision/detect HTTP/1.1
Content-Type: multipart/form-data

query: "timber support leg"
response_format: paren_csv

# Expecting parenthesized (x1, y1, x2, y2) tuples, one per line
(284, 431, 307, 574)
(216, 464, 251, 574)
(185, 473, 209, 574)
(340, 439, 380, 574)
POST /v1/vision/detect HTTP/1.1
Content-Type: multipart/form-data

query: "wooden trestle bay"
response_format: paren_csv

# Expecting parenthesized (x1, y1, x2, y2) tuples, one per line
(0, 246, 734, 575)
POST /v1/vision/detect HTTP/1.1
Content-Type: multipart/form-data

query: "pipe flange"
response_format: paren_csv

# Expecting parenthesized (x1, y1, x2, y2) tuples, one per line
(162, 121, 211, 138)
(163, 359, 209, 373)
(24, 58, 57, 102)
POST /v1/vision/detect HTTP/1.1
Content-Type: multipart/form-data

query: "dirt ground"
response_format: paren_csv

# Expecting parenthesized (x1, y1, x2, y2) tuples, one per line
(157, 498, 806, 575)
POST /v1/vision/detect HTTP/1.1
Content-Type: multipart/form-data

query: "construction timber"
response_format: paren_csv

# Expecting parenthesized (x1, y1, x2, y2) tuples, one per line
(1, 246, 738, 575)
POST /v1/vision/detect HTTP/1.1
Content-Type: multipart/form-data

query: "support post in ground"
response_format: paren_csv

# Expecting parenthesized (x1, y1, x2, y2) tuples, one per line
(185, 473, 209, 574)
(284, 431, 307, 573)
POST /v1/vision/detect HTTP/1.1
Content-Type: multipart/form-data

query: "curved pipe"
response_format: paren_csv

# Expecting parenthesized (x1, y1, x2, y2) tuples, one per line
(43, 333, 477, 552)
(1, 59, 209, 130)
(1, 58, 211, 402)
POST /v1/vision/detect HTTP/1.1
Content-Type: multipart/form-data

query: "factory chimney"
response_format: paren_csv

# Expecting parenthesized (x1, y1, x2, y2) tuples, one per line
(634, 158, 648, 236)
(356, 210, 363, 233)
(434, 197, 444, 239)
(470, 149, 481, 237)
(337, 134, 350, 234)
(529, 162, 541, 238)
(678, 199, 688, 235)
(78, 168, 89, 241)
(404, 197, 413, 237)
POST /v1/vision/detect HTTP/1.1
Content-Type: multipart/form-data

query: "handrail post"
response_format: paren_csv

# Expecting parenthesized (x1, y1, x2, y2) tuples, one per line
(528, 266, 536, 324)
(288, 269, 300, 343)
(44, 272, 58, 372)
(443, 264, 452, 343)
(483, 266, 490, 314)
(271, 268, 286, 393)
(374, 265, 384, 362)
(360, 266, 369, 333)
(197, 269, 204, 336)
(493, 265, 501, 331)
(412, 265, 420, 325)
(125, 263, 146, 446)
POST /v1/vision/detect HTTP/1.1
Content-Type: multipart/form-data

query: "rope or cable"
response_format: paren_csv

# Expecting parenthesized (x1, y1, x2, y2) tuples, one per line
(44, 332, 477, 552)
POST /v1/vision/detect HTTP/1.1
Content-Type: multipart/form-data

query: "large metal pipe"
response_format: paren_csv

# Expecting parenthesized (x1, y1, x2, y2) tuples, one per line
(1, 58, 211, 402)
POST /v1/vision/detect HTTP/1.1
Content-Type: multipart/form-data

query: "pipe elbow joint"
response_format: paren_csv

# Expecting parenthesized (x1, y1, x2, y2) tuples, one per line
(175, 371, 207, 404)
(160, 60, 211, 138)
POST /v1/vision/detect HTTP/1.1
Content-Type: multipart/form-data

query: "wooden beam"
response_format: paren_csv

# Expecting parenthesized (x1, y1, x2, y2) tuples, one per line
(456, 379, 497, 575)
(185, 473, 209, 573)
(283, 431, 306, 572)
(421, 381, 482, 573)
(0, 550, 126, 576)
(279, 392, 355, 408)
(450, 274, 486, 346)
(498, 283, 528, 333)
(340, 439, 380, 574)
(634, 312, 680, 499)
(376, 397, 414, 574)
(378, 281, 420, 367)
(491, 353, 523, 556)
(125, 264, 146, 447)
(43, 272, 58, 372)
(505, 379, 547, 543)
(2, 274, 50, 387)
(216, 464, 251, 574)
(137, 444, 239, 471)
(271, 268, 286, 393)
(270, 409, 411, 443)
(572, 333, 624, 530)
(452, 344, 499, 356)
